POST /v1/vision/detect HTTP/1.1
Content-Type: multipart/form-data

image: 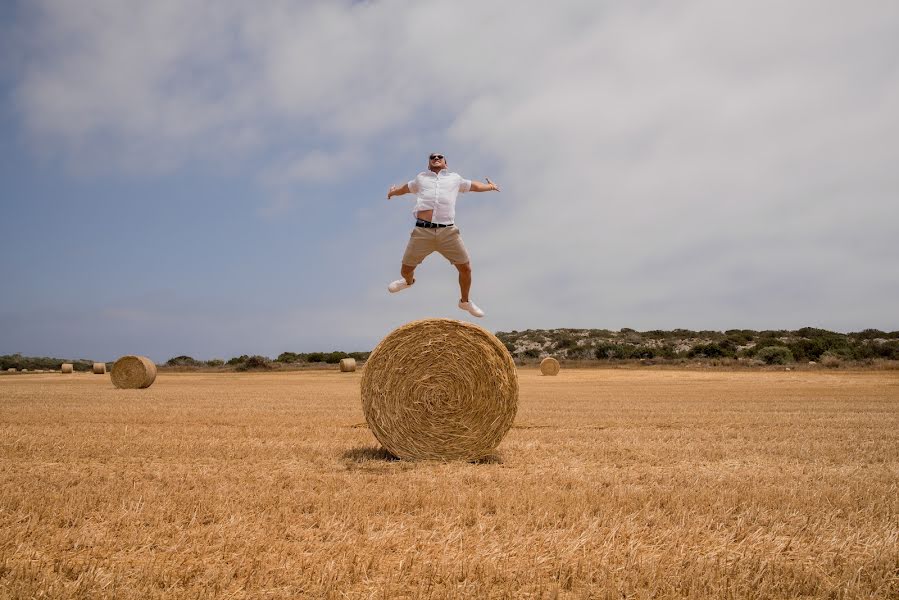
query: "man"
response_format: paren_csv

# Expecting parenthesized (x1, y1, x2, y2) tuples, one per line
(386, 152, 500, 318)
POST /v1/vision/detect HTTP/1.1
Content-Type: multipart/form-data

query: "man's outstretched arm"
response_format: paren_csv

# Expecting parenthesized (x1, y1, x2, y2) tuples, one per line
(387, 183, 411, 199)
(469, 178, 501, 192)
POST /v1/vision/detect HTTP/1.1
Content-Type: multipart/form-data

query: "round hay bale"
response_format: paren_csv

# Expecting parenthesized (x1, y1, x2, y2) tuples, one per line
(540, 357, 561, 376)
(339, 358, 356, 372)
(60, 363, 74, 374)
(361, 318, 518, 461)
(111, 355, 157, 389)
(92, 362, 107, 374)
(7, 368, 16, 373)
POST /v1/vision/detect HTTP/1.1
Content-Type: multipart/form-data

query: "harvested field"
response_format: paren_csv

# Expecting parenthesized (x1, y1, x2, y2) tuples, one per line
(0, 369, 897, 599)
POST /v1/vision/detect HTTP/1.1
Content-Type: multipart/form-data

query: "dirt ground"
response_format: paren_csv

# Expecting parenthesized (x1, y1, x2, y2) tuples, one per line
(1, 369, 897, 599)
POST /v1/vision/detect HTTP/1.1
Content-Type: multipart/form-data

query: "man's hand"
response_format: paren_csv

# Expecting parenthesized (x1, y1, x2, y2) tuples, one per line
(470, 178, 501, 192)
(387, 183, 410, 199)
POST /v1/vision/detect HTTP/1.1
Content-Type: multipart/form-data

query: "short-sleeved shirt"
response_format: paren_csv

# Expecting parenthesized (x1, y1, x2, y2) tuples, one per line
(407, 169, 472, 225)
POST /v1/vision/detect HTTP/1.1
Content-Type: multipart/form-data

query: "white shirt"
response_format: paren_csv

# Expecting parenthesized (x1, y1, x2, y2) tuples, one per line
(407, 169, 472, 225)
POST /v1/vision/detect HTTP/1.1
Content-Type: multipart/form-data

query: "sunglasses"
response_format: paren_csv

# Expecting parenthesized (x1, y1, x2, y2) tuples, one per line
(429, 154, 444, 161)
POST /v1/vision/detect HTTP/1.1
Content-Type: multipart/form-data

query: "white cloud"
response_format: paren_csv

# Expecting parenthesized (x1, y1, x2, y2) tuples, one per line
(9, 0, 899, 335)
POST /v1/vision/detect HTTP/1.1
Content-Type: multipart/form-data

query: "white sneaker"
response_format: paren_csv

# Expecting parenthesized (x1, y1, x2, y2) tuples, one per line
(458, 300, 485, 318)
(388, 278, 414, 293)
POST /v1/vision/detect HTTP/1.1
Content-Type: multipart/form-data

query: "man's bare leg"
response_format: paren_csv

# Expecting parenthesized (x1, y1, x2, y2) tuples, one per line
(401, 264, 416, 285)
(455, 262, 472, 303)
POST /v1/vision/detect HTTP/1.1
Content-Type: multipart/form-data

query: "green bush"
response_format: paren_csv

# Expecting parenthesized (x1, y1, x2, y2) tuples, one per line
(235, 355, 271, 371)
(687, 342, 735, 359)
(594, 344, 634, 360)
(206, 359, 224, 367)
(743, 338, 788, 357)
(553, 337, 577, 351)
(756, 346, 794, 365)
(630, 346, 656, 359)
(166, 355, 203, 367)
(848, 329, 885, 340)
(656, 344, 678, 359)
(725, 330, 755, 345)
(871, 340, 899, 360)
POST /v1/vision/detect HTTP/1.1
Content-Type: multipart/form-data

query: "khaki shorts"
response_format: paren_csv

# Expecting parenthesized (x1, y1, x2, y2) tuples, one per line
(401, 225, 471, 266)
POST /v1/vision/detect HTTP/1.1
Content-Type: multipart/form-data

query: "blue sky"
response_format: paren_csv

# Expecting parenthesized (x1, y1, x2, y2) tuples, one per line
(2, 1, 898, 362)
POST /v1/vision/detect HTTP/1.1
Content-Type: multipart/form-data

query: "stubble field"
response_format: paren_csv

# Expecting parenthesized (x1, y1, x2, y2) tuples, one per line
(0, 368, 897, 599)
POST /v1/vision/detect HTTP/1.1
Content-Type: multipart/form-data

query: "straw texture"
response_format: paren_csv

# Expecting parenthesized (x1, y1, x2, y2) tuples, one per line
(60, 363, 73, 374)
(540, 357, 561, 376)
(111, 355, 157, 389)
(361, 318, 518, 461)
(92, 362, 107, 375)
(339, 358, 356, 372)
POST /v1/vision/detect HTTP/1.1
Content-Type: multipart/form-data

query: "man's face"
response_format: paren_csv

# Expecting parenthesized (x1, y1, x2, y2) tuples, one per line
(428, 153, 446, 169)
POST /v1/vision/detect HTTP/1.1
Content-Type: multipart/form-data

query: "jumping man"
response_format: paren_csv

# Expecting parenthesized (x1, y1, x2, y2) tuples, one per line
(386, 152, 500, 318)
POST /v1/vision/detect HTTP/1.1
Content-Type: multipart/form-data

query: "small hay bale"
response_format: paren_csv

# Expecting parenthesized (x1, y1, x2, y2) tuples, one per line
(92, 362, 106, 374)
(339, 358, 356, 372)
(61, 363, 74, 374)
(6, 368, 16, 373)
(361, 318, 518, 461)
(111, 355, 157, 389)
(540, 357, 561, 376)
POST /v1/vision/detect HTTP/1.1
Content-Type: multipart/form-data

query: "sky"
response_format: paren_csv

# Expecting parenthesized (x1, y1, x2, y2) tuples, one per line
(1, 0, 897, 363)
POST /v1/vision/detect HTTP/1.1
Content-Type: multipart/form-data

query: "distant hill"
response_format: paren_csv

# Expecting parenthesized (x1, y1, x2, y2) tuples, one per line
(495, 328, 899, 365)
(5, 328, 898, 373)
(0, 354, 99, 372)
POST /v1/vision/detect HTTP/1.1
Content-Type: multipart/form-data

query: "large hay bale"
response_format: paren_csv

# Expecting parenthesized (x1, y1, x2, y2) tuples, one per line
(361, 318, 518, 461)
(60, 363, 74, 374)
(92, 362, 107, 374)
(540, 357, 561, 376)
(111, 355, 157, 389)
(339, 358, 356, 372)
(6, 368, 15, 373)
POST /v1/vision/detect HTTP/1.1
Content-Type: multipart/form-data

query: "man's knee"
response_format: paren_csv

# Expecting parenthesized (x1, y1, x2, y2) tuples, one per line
(455, 262, 472, 274)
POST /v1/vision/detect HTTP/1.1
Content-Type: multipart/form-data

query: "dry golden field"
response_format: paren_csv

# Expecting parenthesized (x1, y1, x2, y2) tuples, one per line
(1, 368, 897, 599)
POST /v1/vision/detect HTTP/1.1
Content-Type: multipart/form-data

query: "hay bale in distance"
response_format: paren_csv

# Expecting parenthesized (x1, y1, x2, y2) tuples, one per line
(92, 362, 107, 375)
(361, 318, 518, 461)
(540, 357, 561, 376)
(6, 368, 15, 373)
(339, 358, 356, 372)
(60, 363, 74, 374)
(111, 355, 157, 389)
